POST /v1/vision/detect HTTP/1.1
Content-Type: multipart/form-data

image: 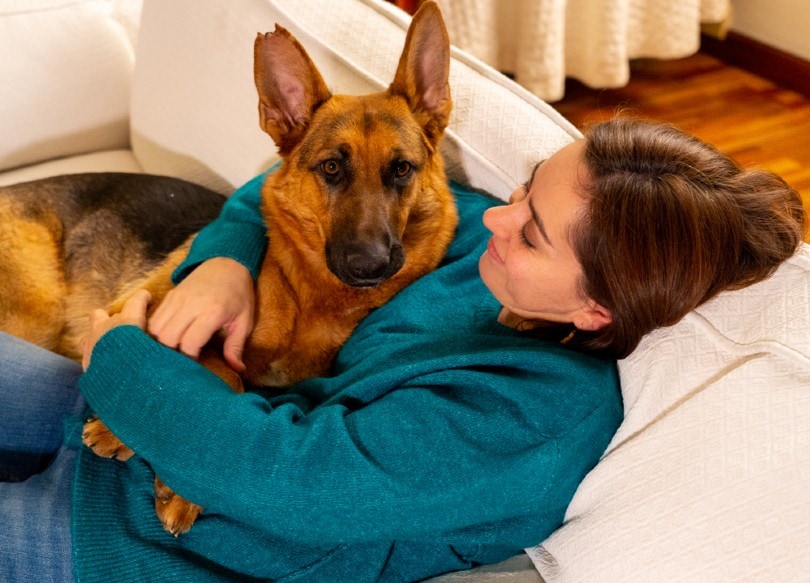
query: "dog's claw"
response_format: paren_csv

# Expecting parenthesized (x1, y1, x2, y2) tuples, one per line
(156, 495, 203, 536)
(82, 417, 134, 461)
(154, 477, 203, 535)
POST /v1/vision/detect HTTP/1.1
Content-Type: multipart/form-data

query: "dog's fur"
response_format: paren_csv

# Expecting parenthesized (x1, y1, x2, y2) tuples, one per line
(0, 173, 226, 358)
(0, 1, 456, 535)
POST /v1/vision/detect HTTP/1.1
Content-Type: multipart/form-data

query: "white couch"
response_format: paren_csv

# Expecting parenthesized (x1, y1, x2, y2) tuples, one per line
(2, 1, 808, 581)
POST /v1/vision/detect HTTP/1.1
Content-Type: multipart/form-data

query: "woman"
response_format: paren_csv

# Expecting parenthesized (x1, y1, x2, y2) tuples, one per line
(1, 118, 804, 582)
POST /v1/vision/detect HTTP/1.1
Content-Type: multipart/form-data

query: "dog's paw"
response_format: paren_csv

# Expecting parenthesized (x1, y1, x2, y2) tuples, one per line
(81, 417, 134, 462)
(154, 476, 203, 536)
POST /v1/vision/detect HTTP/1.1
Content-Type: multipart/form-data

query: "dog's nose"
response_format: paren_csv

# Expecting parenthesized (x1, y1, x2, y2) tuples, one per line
(327, 238, 405, 287)
(345, 244, 390, 281)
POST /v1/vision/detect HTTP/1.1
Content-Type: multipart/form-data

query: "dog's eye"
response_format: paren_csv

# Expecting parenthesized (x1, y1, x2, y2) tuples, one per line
(321, 160, 340, 176)
(394, 161, 412, 178)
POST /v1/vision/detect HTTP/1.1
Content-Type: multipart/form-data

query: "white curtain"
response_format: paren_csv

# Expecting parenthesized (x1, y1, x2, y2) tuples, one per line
(436, 0, 730, 101)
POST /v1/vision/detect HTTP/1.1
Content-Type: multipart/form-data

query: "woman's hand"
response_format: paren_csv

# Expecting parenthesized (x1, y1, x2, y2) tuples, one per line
(147, 257, 255, 373)
(82, 289, 151, 371)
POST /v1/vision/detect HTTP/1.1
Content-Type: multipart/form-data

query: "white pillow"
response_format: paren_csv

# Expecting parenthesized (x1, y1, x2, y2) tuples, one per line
(528, 244, 810, 581)
(130, 0, 579, 197)
(0, 0, 136, 172)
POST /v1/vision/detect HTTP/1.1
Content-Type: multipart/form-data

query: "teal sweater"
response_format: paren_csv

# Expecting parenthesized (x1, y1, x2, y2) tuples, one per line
(72, 175, 621, 582)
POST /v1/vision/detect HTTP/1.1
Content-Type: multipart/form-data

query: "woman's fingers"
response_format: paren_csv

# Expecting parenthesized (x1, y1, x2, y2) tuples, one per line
(82, 290, 151, 370)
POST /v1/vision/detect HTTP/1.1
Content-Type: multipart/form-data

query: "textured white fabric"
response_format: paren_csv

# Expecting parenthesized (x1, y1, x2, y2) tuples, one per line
(436, 0, 731, 101)
(0, 0, 137, 172)
(130, 0, 579, 198)
(528, 244, 810, 582)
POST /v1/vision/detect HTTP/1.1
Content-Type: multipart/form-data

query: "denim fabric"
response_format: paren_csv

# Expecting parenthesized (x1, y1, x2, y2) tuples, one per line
(0, 332, 83, 582)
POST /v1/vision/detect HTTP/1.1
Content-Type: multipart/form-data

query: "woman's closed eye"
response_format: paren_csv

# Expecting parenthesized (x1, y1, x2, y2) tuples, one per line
(519, 223, 535, 248)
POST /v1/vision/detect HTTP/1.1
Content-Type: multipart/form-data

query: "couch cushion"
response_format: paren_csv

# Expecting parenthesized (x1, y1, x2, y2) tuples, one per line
(130, 0, 579, 197)
(0, 0, 139, 173)
(528, 243, 810, 581)
(0, 150, 141, 186)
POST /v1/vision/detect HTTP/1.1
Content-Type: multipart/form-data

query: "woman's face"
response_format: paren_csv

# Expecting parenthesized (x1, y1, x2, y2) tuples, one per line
(479, 140, 611, 330)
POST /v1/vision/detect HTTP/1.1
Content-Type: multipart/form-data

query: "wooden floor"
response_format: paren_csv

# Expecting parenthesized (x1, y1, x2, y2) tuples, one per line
(552, 52, 810, 241)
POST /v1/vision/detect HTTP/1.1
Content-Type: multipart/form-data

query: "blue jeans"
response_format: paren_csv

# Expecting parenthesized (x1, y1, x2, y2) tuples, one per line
(0, 332, 84, 582)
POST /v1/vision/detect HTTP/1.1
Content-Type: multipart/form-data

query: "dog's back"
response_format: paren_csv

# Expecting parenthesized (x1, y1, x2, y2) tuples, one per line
(0, 173, 224, 357)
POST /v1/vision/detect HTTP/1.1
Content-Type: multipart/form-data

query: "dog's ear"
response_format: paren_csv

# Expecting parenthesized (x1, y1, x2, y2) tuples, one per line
(254, 26, 332, 156)
(388, 1, 452, 146)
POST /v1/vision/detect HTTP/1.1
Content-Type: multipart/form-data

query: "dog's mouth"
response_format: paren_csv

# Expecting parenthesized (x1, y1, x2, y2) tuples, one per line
(327, 242, 405, 288)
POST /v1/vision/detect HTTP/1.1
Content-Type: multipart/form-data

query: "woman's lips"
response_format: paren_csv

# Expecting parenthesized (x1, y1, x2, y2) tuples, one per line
(486, 238, 504, 264)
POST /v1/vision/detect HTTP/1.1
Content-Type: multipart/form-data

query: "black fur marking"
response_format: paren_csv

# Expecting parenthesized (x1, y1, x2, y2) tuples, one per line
(78, 174, 224, 260)
(20, 173, 226, 263)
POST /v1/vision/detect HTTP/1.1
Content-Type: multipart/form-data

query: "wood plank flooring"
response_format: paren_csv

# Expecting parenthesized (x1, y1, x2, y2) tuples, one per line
(552, 52, 810, 241)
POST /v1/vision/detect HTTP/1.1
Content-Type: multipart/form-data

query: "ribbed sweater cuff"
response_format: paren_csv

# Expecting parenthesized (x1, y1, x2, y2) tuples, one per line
(171, 221, 267, 283)
(77, 326, 232, 453)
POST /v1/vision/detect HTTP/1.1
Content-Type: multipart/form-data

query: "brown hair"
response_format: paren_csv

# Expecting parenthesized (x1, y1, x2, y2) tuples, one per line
(543, 117, 806, 359)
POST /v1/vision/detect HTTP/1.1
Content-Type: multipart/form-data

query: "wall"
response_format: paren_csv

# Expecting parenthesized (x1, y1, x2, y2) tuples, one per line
(729, 0, 810, 61)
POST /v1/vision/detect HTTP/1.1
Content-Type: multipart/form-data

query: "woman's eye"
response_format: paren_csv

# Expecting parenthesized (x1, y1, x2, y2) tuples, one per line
(519, 224, 535, 248)
(321, 160, 340, 175)
(394, 161, 412, 178)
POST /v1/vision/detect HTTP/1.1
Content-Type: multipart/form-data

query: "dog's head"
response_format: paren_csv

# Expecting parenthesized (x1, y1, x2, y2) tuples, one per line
(254, 1, 452, 287)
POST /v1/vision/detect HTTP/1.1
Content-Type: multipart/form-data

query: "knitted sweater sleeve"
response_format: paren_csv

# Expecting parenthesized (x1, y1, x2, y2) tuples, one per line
(78, 324, 620, 546)
(171, 170, 270, 283)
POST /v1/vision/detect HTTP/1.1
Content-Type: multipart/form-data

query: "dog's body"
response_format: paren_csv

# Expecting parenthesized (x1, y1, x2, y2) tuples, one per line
(0, 2, 456, 534)
(0, 173, 225, 359)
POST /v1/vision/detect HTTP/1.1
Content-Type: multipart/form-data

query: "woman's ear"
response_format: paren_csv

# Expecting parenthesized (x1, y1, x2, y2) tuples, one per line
(576, 300, 612, 331)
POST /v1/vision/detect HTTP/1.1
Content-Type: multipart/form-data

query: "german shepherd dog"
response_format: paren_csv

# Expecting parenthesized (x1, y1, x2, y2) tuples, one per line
(0, 1, 457, 534)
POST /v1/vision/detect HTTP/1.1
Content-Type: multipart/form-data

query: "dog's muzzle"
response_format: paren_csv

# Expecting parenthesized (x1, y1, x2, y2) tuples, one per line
(327, 240, 405, 287)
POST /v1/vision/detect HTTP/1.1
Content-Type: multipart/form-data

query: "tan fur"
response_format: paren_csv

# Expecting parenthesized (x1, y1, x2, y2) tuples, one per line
(0, 199, 66, 349)
(3, 1, 455, 536)
(0, 172, 219, 361)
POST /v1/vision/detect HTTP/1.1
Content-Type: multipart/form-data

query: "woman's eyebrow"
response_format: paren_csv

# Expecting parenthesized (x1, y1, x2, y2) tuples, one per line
(524, 160, 553, 247)
(528, 197, 554, 248)
(523, 160, 544, 191)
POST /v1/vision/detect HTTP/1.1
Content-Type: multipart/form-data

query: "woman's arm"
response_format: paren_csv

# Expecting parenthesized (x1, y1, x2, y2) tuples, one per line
(171, 170, 271, 284)
(80, 294, 621, 547)
(148, 170, 271, 371)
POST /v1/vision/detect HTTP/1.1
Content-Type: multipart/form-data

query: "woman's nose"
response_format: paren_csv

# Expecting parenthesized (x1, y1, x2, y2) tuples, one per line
(483, 203, 514, 237)
(484, 184, 526, 234)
